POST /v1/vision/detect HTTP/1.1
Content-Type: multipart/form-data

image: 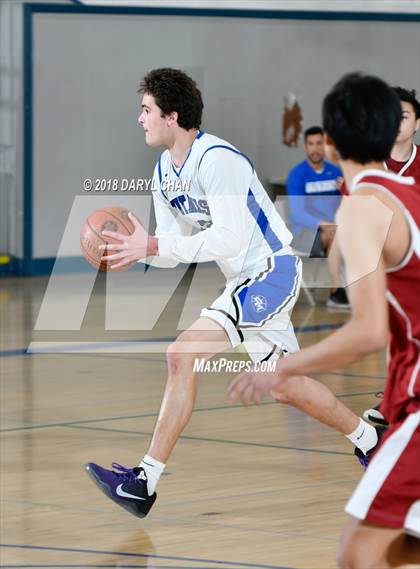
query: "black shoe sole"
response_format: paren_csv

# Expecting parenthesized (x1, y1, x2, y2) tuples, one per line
(85, 463, 156, 519)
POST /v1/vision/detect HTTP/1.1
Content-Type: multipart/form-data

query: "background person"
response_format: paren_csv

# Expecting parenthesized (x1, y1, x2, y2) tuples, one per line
(286, 126, 348, 308)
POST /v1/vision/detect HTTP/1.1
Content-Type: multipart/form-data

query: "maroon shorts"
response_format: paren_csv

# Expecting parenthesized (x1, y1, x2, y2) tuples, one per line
(345, 410, 420, 535)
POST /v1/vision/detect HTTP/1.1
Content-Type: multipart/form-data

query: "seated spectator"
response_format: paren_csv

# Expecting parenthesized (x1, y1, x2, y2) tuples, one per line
(287, 126, 348, 308)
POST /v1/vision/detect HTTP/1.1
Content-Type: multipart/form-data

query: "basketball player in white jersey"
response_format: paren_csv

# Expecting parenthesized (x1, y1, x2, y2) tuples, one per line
(85, 68, 379, 518)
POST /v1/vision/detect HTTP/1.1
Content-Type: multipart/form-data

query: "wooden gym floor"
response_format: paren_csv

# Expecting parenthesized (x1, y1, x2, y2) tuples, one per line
(1, 265, 388, 569)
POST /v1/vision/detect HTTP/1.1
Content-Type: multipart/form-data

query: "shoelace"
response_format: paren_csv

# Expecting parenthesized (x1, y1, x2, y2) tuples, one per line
(111, 462, 140, 482)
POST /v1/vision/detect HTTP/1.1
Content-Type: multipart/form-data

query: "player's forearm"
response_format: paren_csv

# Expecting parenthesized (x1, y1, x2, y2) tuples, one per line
(277, 318, 387, 377)
(156, 228, 241, 263)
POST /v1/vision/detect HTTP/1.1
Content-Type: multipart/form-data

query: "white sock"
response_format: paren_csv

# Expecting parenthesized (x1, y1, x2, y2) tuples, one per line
(345, 418, 378, 454)
(139, 454, 165, 495)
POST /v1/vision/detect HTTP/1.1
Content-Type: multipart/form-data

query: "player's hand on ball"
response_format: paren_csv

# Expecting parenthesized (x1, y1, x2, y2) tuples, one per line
(100, 212, 153, 269)
(228, 368, 282, 406)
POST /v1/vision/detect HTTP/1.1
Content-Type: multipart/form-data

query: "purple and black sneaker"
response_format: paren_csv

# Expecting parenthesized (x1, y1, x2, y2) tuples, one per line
(85, 462, 156, 518)
(354, 426, 387, 470)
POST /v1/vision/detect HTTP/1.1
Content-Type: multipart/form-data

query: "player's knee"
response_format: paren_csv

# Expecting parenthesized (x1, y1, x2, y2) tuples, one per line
(336, 541, 360, 569)
(336, 544, 351, 569)
(166, 344, 186, 375)
(270, 389, 290, 404)
(337, 552, 377, 569)
(337, 539, 379, 569)
(166, 333, 197, 374)
(270, 376, 295, 404)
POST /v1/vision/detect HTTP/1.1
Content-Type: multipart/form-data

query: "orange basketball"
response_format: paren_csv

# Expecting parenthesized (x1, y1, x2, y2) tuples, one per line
(80, 206, 137, 272)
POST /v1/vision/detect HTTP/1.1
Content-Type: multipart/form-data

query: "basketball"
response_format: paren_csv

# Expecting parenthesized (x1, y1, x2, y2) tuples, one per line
(80, 206, 138, 271)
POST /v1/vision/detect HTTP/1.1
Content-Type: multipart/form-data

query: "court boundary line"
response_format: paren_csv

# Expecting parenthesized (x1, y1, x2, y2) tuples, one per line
(0, 390, 380, 434)
(0, 565, 236, 568)
(1, 476, 357, 513)
(0, 322, 346, 358)
(325, 371, 386, 380)
(0, 565, 241, 569)
(0, 543, 294, 569)
(64, 424, 354, 456)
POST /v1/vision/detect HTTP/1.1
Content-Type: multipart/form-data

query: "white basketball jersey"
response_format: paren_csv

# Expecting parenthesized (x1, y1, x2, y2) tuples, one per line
(151, 131, 292, 280)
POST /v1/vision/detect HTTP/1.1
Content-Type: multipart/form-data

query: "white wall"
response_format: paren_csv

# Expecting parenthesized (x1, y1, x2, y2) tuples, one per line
(0, 2, 419, 265)
(32, 11, 420, 258)
(0, 0, 73, 261)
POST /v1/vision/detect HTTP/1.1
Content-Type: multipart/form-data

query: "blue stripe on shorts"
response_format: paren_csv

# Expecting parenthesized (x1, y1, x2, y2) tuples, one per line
(236, 255, 300, 327)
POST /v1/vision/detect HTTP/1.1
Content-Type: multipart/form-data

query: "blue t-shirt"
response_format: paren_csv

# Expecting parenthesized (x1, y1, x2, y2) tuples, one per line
(286, 159, 342, 235)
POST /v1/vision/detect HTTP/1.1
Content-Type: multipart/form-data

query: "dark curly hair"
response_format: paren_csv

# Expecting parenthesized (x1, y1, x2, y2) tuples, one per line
(322, 72, 401, 164)
(138, 68, 203, 130)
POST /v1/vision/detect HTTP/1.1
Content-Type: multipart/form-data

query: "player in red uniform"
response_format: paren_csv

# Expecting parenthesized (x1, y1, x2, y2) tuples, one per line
(385, 87, 420, 181)
(364, 86, 420, 426)
(339, 86, 420, 199)
(229, 73, 420, 568)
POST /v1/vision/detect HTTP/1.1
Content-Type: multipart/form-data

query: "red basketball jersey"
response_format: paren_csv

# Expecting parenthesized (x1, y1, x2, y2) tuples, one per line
(386, 144, 420, 183)
(353, 170, 420, 423)
(340, 144, 420, 196)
